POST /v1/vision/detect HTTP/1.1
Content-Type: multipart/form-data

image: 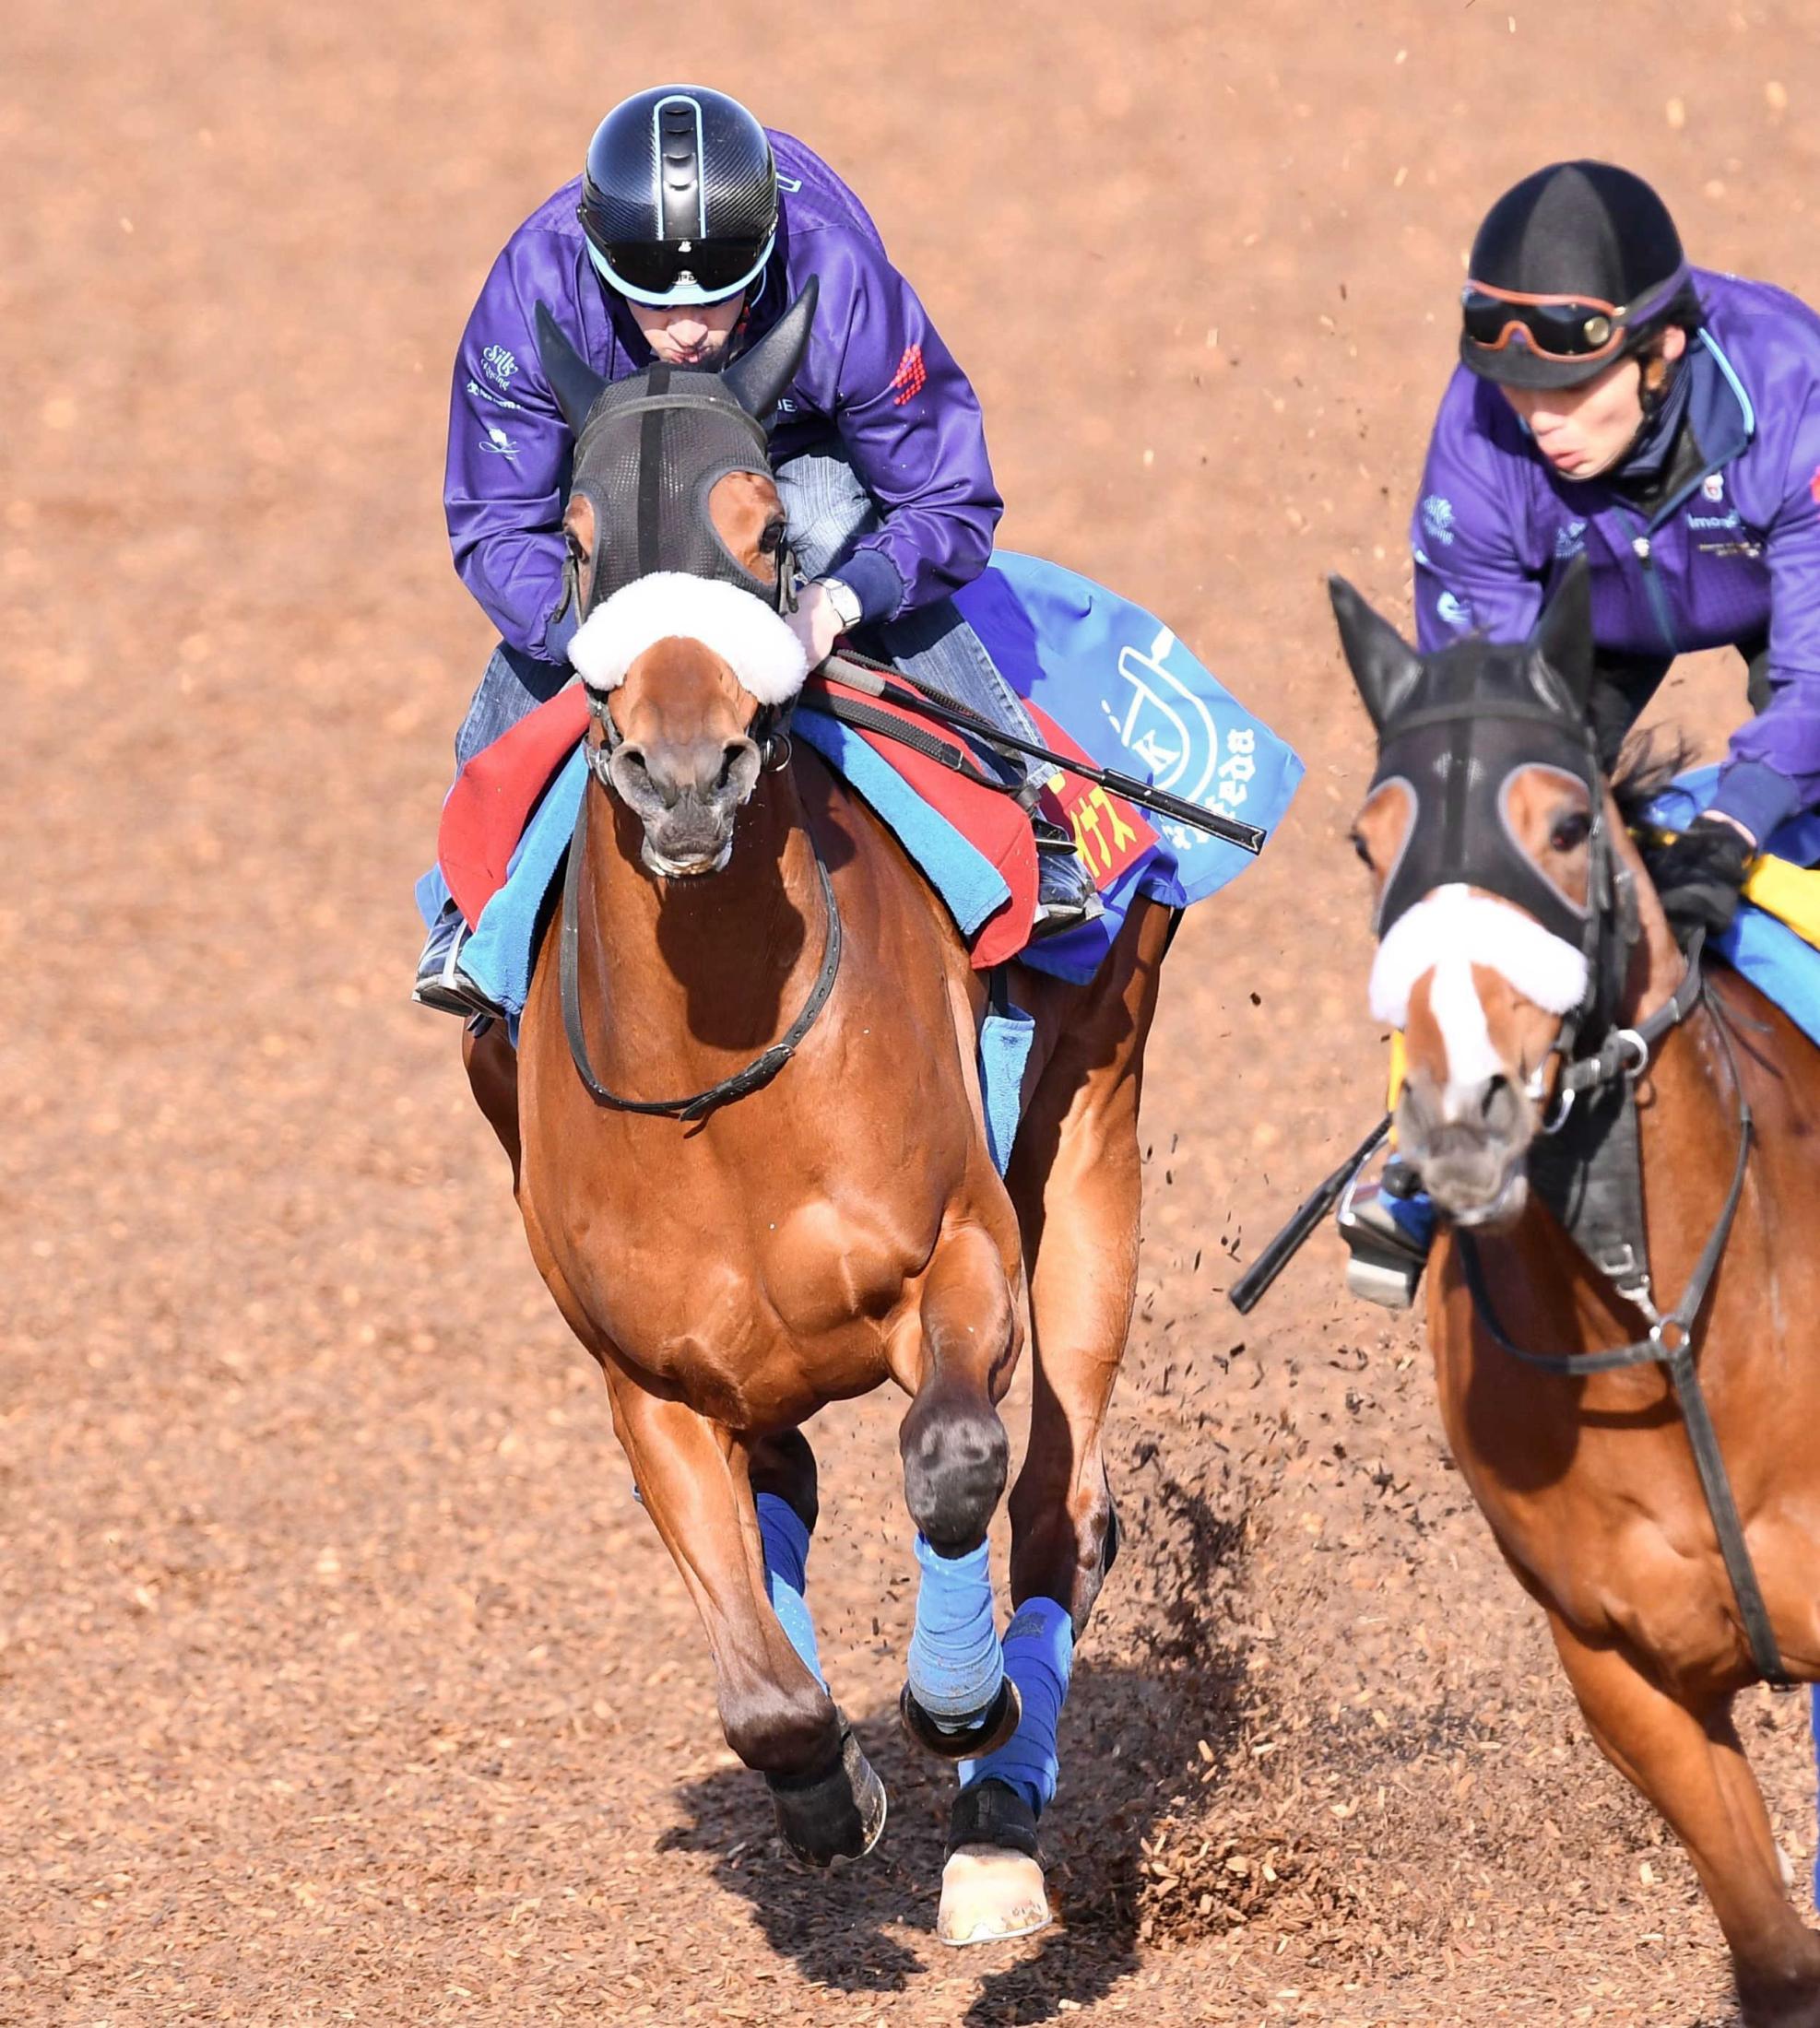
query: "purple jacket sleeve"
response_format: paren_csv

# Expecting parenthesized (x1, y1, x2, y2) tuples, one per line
(803, 234, 1002, 622)
(1710, 386, 1820, 842)
(1411, 369, 1546, 653)
(443, 230, 579, 663)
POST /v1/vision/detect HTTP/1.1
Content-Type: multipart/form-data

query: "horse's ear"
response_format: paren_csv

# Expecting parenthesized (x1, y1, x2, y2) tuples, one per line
(1329, 576, 1424, 734)
(722, 277, 819, 426)
(535, 303, 608, 433)
(1530, 552, 1595, 715)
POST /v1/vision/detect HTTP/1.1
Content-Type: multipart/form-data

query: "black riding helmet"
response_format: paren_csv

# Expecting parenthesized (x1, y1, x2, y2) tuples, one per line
(1460, 161, 1698, 391)
(579, 86, 779, 308)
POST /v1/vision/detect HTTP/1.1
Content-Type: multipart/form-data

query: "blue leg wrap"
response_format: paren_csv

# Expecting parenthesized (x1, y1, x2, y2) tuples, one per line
(906, 1533, 1004, 1724)
(757, 1492, 824, 1688)
(960, 1596, 1075, 1815)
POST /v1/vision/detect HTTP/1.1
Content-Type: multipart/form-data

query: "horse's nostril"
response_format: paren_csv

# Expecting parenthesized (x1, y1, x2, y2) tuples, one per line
(1480, 1075, 1508, 1122)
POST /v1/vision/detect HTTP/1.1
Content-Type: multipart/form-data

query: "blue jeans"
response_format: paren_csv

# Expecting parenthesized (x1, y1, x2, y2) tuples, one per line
(448, 443, 1038, 773)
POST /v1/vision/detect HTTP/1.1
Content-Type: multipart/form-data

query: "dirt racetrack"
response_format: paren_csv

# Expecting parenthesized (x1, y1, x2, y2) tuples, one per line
(9, 2, 1820, 2022)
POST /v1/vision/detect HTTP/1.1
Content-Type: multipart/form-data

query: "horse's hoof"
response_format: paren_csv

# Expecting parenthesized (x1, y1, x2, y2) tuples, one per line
(938, 1845, 1051, 1946)
(898, 1677, 1022, 1762)
(764, 1719, 887, 1866)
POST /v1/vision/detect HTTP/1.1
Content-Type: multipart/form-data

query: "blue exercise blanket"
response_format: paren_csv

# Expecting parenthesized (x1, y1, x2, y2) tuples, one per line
(958, 551, 1305, 983)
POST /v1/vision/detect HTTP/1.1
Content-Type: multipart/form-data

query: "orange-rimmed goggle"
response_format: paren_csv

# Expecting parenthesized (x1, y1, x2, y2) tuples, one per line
(1460, 279, 1639, 363)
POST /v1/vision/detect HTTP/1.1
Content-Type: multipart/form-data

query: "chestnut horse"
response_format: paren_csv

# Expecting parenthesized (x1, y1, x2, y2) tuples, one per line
(460, 292, 1171, 1941)
(1333, 562, 1820, 2026)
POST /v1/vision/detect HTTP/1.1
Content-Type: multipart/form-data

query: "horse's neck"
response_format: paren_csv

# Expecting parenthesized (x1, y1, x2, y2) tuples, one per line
(579, 766, 826, 1080)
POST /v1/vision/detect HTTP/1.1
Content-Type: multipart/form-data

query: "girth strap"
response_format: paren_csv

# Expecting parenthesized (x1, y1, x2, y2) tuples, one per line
(558, 783, 844, 1123)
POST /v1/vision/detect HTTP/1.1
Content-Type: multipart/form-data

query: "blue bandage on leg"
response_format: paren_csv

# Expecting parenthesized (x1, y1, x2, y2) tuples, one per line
(960, 1596, 1075, 1815)
(906, 1532, 1004, 1724)
(757, 1492, 824, 1688)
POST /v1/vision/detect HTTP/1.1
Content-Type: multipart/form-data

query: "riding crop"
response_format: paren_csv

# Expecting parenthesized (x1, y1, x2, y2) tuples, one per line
(816, 654, 1267, 853)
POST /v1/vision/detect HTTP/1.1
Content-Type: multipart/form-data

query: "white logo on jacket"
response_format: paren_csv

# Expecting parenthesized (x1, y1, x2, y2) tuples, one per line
(1422, 495, 1457, 547)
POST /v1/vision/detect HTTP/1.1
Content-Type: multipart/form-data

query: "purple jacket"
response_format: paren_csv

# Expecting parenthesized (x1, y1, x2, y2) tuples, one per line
(1412, 268, 1820, 842)
(445, 132, 1002, 664)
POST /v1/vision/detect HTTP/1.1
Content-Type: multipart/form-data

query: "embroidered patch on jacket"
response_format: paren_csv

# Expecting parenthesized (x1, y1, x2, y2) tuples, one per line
(891, 345, 928, 407)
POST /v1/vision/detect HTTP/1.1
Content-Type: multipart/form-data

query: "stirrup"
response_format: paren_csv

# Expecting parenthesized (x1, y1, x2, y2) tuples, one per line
(1336, 1156, 1432, 1309)
(1030, 825, 1104, 939)
(413, 919, 506, 1021)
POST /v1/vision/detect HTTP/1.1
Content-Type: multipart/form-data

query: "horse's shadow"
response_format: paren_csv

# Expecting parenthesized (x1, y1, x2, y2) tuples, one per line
(659, 1472, 1249, 2020)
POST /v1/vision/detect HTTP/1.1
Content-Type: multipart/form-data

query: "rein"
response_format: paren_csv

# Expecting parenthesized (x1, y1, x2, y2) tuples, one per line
(558, 764, 844, 1125)
(1457, 932, 1789, 1686)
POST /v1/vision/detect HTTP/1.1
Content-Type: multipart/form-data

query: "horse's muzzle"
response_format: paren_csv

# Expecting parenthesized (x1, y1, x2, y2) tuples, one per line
(1395, 1069, 1533, 1230)
(608, 735, 762, 877)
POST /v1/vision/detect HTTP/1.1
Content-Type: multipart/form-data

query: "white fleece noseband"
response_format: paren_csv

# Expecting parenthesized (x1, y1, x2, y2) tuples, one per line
(568, 573, 809, 707)
(1371, 885, 1589, 1088)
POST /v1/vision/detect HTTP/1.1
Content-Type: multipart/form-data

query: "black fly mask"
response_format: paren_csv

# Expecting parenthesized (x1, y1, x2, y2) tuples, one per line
(1335, 562, 1601, 949)
(535, 278, 819, 617)
(1332, 557, 1640, 1093)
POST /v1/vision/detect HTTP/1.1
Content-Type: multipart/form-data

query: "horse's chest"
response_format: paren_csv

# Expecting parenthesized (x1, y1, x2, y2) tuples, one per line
(558, 1178, 932, 1416)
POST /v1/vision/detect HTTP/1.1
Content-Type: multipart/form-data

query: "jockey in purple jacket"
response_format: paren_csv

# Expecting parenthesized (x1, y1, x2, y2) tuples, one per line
(416, 85, 1095, 1015)
(1412, 159, 1820, 942)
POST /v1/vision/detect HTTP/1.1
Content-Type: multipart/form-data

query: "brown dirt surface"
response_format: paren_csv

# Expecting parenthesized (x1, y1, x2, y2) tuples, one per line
(8, 2, 1820, 2022)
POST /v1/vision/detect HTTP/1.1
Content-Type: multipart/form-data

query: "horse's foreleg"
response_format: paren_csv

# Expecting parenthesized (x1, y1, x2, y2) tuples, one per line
(1003, 897, 1164, 1624)
(933, 902, 1165, 1948)
(1546, 1607, 1820, 2026)
(895, 1222, 1019, 1760)
(601, 1372, 885, 1866)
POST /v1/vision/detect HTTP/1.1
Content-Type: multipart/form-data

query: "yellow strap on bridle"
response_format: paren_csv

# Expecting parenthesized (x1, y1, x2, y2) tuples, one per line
(1387, 1031, 1407, 1122)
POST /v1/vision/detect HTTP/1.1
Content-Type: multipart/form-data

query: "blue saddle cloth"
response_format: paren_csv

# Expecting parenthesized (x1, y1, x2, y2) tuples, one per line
(1649, 766, 1820, 1048)
(424, 554, 1302, 1169)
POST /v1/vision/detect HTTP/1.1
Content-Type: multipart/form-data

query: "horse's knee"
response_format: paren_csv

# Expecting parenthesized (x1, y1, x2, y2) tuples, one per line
(719, 1675, 840, 1777)
(901, 1386, 1009, 1554)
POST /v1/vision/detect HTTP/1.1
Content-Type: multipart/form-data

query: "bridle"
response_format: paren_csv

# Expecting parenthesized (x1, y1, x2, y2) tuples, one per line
(1378, 687, 1780, 1683)
(555, 368, 841, 1126)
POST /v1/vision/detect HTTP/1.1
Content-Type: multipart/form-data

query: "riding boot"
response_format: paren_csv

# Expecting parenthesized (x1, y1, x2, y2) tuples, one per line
(412, 898, 506, 1020)
(1030, 813, 1103, 938)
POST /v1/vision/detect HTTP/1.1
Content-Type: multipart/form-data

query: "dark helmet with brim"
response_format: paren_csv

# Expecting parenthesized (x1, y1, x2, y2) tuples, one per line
(1460, 160, 1696, 390)
(579, 86, 779, 308)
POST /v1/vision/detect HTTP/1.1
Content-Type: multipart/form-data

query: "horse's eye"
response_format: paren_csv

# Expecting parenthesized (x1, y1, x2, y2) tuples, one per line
(1549, 811, 1591, 853)
(1350, 829, 1375, 871)
(759, 520, 786, 555)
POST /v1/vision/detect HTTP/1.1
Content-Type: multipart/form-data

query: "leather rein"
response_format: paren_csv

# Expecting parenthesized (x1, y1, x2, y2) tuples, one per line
(557, 694, 844, 1125)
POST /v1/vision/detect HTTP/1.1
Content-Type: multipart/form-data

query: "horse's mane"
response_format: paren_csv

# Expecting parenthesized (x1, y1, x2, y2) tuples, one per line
(1610, 725, 1699, 890)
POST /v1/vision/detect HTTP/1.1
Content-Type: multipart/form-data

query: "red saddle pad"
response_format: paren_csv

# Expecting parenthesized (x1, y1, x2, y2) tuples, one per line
(434, 672, 1130, 971)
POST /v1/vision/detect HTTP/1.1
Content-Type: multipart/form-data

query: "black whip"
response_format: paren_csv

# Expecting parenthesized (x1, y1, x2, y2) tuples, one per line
(1227, 1114, 1392, 1314)
(814, 656, 1267, 854)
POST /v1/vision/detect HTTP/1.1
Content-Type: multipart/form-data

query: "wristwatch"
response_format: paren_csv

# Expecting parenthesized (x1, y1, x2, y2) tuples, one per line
(816, 576, 864, 633)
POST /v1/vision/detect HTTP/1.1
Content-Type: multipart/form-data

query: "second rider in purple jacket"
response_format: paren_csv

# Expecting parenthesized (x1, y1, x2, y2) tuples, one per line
(1412, 159, 1820, 939)
(418, 85, 1094, 1014)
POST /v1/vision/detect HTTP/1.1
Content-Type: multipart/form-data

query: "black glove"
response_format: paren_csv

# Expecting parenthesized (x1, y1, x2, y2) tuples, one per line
(1650, 814, 1755, 943)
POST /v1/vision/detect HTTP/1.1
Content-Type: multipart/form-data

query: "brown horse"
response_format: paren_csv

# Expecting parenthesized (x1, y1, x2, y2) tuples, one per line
(1333, 563, 1820, 2025)
(460, 293, 1171, 1940)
